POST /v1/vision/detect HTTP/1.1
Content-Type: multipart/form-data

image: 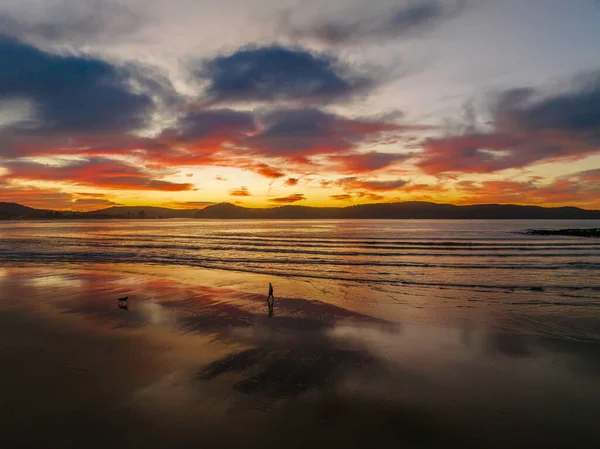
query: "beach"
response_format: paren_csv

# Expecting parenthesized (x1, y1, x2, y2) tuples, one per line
(1, 220, 600, 448)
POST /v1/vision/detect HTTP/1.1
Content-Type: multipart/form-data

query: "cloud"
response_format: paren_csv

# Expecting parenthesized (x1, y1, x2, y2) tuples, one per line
(251, 162, 285, 179)
(1, 157, 194, 191)
(284, 0, 464, 46)
(194, 45, 373, 104)
(0, 1, 145, 46)
(326, 151, 412, 173)
(454, 177, 600, 208)
(160, 109, 255, 143)
(337, 177, 409, 191)
(113, 107, 402, 171)
(268, 193, 306, 204)
(247, 108, 400, 159)
(0, 184, 74, 209)
(577, 168, 600, 182)
(0, 36, 158, 136)
(356, 192, 385, 202)
(417, 72, 600, 174)
(0, 184, 121, 210)
(162, 201, 216, 209)
(72, 197, 121, 210)
(229, 186, 251, 196)
(494, 81, 600, 133)
(330, 194, 352, 201)
(1, 102, 407, 183)
(285, 177, 299, 186)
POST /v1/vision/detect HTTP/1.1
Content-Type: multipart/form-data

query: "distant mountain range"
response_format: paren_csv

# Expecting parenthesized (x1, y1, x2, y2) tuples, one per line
(2, 201, 600, 220)
(0, 203, 198, 219)
(195, 202, 600, 219)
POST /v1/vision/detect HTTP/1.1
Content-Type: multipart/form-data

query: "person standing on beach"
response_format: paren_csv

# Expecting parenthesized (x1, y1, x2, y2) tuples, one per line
(268, 283, 274, 303)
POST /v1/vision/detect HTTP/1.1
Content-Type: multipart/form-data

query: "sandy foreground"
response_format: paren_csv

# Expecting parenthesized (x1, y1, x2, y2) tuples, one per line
(0, 263, 599, 448)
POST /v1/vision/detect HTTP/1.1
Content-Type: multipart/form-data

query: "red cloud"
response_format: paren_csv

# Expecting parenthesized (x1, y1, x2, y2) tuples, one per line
(285, 177, 299, 186)
(453, 175, 600, 208)
(2, 158, 194, 191)
(251, 163, 285, 179)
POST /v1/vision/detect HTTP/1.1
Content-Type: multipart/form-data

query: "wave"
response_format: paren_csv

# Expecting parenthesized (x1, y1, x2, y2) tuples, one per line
(2, 249, 600, 270)
(49, 233, 600, 247)
(2, 251, 600, 294)
(2, 242, 599, 259)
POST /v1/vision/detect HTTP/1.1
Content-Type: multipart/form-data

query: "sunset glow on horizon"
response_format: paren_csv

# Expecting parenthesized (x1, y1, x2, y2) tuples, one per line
(1, 0, 600, 211)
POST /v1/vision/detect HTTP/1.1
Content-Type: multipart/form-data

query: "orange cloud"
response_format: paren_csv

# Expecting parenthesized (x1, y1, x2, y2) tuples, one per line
(330, 194, 352, 201)
(451, 173, 600, 208)
(162, 201, 216, 209)
(268, 193, 305, 204)
(229, 186, 251, 196)
(0, 185, 119, 211)
(355, 192, 385, 202)
(336, 177, 408, 192)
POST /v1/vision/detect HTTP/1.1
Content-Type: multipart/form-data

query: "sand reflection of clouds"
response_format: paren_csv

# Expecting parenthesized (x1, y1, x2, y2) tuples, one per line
(28, 273, 84, 289)
(139, 300, 178, 326)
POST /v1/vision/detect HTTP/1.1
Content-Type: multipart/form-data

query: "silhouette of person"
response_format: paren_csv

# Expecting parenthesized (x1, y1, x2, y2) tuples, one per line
(267, 283, 275, 318)
(268, 283, 274, 303)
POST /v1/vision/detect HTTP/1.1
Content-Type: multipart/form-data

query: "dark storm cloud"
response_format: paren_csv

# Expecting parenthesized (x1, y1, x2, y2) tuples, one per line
(0, 35, 154, 134)
(195, 46, 374, 104)
(417, 71, 600, 174)
(285, 0, 464, 45)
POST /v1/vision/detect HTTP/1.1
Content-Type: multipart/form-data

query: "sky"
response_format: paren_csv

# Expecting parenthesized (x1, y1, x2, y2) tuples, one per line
(1, 0, 600, 211)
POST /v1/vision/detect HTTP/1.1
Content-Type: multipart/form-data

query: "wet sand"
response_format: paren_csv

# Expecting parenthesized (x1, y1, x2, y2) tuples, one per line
(1, 264, 599, 448)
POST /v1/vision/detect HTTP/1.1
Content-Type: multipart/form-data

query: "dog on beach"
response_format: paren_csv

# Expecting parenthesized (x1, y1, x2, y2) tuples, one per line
(117, 296, 129, 308)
